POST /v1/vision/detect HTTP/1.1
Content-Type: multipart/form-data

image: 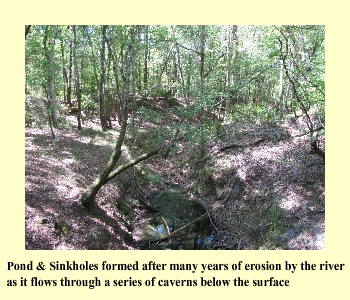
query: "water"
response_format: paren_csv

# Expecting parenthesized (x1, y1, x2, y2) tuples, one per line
(133, 186, 215, 250)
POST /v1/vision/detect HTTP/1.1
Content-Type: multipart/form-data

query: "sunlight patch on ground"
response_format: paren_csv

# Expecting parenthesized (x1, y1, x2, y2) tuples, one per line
(55, 243, 75, 250)
(62, 158, 75, 165)
(249, 146, 285, 162)
(287, 230, 324, 250)
(279, 192, 303, 212)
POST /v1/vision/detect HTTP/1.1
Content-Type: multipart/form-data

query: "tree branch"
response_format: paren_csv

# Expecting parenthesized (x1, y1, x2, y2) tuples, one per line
(106, 148, 160, 183)
(106, 127, 180, 183)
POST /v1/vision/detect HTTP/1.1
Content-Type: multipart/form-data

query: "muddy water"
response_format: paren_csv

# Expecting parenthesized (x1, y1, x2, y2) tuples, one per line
(133, 186, 215, 250)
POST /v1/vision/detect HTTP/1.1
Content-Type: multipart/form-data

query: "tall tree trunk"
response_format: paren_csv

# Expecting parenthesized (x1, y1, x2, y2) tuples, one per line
(99, 25, 108, 131)
(73, 25, 82, 129)
(43, 26, 58, 128)
(66, 40, 73, 106)
(225, 25, 237, 115)
(106, 36, 123, 125)
(61, 55, 67, 104)
(199, 26, 205, 95)
(231, 25, 238, 106)
(25, 26, 31, 97)
(155, 46, 172, 91)
(278, 60, 284, 119)
(198, 25, 206, 160)
(60, 30, 68, 105)
(143, 25, 149, 92)
(84, 26, 100, 90)
(170, 26, 185, 96)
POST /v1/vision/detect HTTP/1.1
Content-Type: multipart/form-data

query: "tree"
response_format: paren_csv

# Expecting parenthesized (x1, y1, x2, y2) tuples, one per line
(143, 25, 150, 93)
(99, 25, 109, 131)
(43, 26, 58, 130)
(80, 26, 178, 208)
(25, 24, 324, 166)
(224, 25, 238, 115)
(73, 25, 83, 129)
(105, 29, 122, 125)
(80, 26, 137, 207)
(80, 26, 184, 208)
(276, 25, 325, 160)
(59, 26, 74, 107)
(278, 59, 284, 119)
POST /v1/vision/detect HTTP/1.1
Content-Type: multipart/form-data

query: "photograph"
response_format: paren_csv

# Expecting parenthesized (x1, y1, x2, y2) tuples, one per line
(25, 25, 325, 250)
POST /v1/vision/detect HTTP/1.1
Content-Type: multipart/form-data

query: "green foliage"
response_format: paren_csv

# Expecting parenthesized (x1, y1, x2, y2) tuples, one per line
(153, 88, 173, 99)
(138, 168, 164, 187)
(178, 122, 213, 150)
(25, 25, 324, 169)
(227, 103, 277, 123)
(248, 203, 286, 249)
(82, 97, 98, 115)
(136, 107, 160, 123)
(266, 204, 285, 233)
(148, 173, 164, 186)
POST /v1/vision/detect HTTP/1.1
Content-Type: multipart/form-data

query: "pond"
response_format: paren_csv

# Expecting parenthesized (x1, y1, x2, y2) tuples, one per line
(133, 186, 215, 250)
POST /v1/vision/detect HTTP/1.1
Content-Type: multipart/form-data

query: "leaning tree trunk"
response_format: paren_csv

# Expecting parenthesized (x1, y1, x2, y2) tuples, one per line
(80, 27, 181, 208)
(80, 119, 128, 206)
(80, 26, 137, 208)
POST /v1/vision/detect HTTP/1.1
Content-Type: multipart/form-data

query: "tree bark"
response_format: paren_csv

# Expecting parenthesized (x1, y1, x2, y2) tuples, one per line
(277, 33, 325, 161)
(278, 60, 284, 119)
(84, 26, 100, 90)
(143, 25, 149, 92)
(60, 38, 68, 104)
(225, 25, 238, 115)
(80, 26, 138, 208)
(67, 40, 73, 106)
(73, 26, 82, 129)
(198, 25, 206, 160)
(99, 25, 108, 131)
(43, 26, 58, 128)
(106, 36, 122, 125)
(80, 123, 179, 207)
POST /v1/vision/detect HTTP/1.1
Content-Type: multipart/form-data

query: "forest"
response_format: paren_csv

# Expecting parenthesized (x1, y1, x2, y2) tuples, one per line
(25, 25, 325, 250)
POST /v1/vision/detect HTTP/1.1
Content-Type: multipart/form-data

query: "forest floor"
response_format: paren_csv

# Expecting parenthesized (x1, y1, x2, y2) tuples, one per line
(25, 103, 325, 250)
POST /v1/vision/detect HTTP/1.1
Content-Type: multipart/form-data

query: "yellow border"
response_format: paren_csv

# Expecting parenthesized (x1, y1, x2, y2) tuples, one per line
(1, 1, 349, 299)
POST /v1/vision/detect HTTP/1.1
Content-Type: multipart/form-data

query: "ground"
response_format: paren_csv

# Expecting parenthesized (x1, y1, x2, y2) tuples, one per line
(25, 106, 325, 250)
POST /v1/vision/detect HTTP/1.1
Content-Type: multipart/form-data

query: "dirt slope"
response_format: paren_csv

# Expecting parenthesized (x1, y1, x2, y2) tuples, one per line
(25, 114, 324, 250)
